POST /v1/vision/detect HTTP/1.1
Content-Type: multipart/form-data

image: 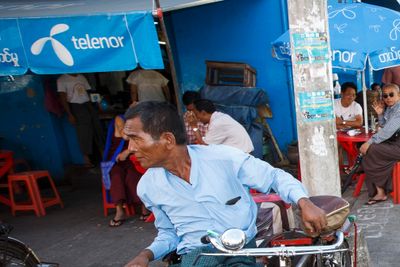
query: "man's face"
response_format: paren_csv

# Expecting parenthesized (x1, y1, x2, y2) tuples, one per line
(340, 88, 356, 107)
(193, 109, 209, 124)
(382, 87, 400, 107)
(186, 103, 195, 112)
(124, 117, 168, 169)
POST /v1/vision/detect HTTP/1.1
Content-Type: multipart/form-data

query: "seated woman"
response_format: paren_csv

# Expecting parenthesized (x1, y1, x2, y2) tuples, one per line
(107, 115, 147, 227)
(360, 83, 400, 205)
(334, 82, 363, 129)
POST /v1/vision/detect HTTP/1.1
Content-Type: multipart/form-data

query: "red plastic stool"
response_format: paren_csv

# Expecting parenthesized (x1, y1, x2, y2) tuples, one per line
(353, 162, 400, 201)
(391, 162, 400, 204)
(101, 184, 135, 217)
(8, 171, 63, 216)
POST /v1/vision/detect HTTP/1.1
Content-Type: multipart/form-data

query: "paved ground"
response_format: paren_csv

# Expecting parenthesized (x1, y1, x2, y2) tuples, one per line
(1, 165, 399, 267)
(345, 182, 400, 267)
(0, 166, 163, 267)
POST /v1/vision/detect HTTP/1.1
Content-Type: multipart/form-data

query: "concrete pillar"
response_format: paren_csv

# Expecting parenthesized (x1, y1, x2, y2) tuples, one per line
(287, 0, 341, 196)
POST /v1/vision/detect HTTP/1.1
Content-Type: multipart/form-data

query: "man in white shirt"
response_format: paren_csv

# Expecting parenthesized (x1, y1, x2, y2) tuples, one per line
(57, 73, 104, 167)
(126, 69, 170, 103)
(334, 82, 363, 130)
(192, 99, 254, 153)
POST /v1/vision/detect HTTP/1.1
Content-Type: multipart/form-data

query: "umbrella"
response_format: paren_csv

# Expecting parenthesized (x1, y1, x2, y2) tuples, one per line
(272, 0, 400, 133)
(362, 0, 400, 12)
(272, 0, 400, 71)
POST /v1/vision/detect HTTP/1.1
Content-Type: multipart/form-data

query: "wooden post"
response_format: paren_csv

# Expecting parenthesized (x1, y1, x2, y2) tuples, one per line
(287, 0, 341, 196)
(154, 0, 183, 114)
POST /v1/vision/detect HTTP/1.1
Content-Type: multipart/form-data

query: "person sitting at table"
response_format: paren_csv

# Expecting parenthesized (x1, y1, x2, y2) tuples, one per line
(107, 115, 145, 227)
(192, 99, 254, 153)
(359, 83, 400, 205)
(182, 91, 208, 144)
(355, 83, 381, 118)
(335, 82, 363, 130)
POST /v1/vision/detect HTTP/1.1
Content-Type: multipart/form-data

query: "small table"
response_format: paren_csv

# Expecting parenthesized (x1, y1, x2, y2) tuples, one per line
(337, 131, 373, 166)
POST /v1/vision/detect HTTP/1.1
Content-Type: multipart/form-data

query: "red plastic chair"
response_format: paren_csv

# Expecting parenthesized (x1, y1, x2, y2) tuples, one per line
(391, 162, 400, 204)
(353, 162, 400, 202)
(101, 183, 135, 217)
(0, 151, 14, 207)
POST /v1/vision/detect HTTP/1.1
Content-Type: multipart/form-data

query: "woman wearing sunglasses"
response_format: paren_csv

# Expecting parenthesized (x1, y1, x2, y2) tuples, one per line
(359, 83, 400, 205)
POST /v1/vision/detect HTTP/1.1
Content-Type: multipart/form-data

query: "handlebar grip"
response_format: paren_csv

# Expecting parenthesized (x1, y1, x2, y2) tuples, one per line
(201, 235, 210, 244)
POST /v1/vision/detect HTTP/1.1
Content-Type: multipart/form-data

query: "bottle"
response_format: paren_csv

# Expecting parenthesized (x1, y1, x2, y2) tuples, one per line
(333, 73, 341, 99)
(370, 113, 376, 132)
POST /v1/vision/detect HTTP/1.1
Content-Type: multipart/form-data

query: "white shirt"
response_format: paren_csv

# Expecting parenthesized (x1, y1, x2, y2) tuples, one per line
(57, 74, 91, 104)
(203, 111, 254, 153)
(334, 99, 362, 121)
(126, 69, 168, 101)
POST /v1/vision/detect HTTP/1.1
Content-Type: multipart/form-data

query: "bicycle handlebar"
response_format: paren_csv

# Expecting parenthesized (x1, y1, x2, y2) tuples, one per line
(202, 231, 346, 258)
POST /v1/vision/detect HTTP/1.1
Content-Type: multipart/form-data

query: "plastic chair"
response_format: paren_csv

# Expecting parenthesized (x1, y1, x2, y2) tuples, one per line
(353, 162, 400, 202)
(8, 171, 63, 216)
(391, 162, 400, 204)
(101, 183, 135, 217)
(0, 151, 14, 207)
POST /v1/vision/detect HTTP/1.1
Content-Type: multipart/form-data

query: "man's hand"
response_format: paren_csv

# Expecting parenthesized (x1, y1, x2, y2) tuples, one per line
(124, 250, 153, 267)
(372, 101, 385, 115)
(298, 198, 327, 235)
(359, 142, 370, 155)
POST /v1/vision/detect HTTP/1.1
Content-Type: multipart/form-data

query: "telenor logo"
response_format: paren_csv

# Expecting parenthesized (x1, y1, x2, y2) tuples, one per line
(31, 24, 74, 66)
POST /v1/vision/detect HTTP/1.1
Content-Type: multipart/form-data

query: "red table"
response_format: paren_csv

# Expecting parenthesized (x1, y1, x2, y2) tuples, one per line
(337, 131, 373, 166)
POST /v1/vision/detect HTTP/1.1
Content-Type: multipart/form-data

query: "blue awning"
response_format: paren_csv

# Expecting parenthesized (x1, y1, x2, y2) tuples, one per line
(0, 0, 223, 76)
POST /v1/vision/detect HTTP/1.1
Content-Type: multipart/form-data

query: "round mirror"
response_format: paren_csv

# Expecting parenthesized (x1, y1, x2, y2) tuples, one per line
(220, 228, 246, 250)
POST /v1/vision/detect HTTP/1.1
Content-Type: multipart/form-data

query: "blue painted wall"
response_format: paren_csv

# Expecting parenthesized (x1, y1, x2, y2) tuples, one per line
(0, 75, 83, 181)
(166, 0, 295, 151)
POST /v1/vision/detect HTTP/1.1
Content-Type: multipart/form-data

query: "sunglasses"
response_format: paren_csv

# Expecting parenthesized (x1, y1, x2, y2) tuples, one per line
(383, 92, 395, 99)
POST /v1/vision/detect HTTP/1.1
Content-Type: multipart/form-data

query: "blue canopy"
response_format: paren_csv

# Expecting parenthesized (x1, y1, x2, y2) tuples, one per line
(272, 0, 400, 71)
(0, 0, 222, 76)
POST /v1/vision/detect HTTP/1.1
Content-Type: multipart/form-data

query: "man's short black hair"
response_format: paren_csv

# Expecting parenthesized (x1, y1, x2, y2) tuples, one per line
(341, 82, 357, 94)
(194, 99, 216, 114)
(370, 83, 381, 91)
(182, 91, 201, 106)
(124, 101, 187, 145)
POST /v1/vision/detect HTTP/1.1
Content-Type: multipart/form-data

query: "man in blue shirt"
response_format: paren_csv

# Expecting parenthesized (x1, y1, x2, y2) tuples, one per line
(123, 101, 327, 267)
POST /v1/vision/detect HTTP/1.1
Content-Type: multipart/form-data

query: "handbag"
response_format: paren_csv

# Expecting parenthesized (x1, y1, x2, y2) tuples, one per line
(100, 116, 125, 190)
(300, 195, 350, 237)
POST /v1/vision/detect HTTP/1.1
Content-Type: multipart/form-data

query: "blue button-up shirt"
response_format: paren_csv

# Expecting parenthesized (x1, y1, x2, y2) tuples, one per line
(137, 145, 308, 260)
(368, 101, 400, 144)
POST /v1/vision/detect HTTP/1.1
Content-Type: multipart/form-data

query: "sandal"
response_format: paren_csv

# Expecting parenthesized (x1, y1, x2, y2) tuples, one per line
(109, 218, 125, 227)
(365, 197, 387, 206)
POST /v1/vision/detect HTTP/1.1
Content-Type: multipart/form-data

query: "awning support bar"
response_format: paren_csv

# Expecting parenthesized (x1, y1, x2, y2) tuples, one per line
(154, 1, 183, 115)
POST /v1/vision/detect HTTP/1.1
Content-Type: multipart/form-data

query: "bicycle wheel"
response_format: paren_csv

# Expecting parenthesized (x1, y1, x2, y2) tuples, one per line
(313, 239, 352, 267)
(0, 236, 40, 267)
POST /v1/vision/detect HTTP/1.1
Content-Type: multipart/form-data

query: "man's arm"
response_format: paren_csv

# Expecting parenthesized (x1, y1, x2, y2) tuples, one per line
(236, 153, 327, 233)
(382, 68, 392, 84)
(124, 249, 154, 267)
(345, 114, 363, 128)
(58, 92, 76, 124)
(125, 179, 179, 266)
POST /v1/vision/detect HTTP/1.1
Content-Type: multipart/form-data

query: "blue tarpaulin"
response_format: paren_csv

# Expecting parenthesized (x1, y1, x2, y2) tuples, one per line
(0, 0, 222, 76)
